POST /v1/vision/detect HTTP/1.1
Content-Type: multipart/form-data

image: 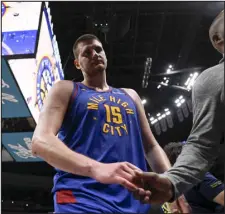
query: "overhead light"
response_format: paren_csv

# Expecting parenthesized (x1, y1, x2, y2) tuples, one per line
(142, 99, 147, 104)
(163, 77, 167, 80)
(169, 65, 173, 69)
(181, 98, 185, 103)
(26, 204, 28, 207)
(151, 119, 158, 124)
(156, 113, 161, 117)
(186, 72, 199, 90)
(12, 201, 14, 204)
(177, 103, 182, 107)
(184, 77, 191, 86)
(167, 69, 171, 73)
(150, 117, 154, 121)
(162, 114, 166, 118)
(175, 99, 179, 104)
(165, 80, 169, 84)
(157, 85, 161, 89)
(179, 95, 183, 99)
(166, 111, 171, 115)
(164, 108, 169, 112)
(158, 116, 162, 120)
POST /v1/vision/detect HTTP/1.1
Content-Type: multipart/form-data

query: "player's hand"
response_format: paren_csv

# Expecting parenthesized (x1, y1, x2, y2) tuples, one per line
(132, 171, 174, 204)
(91, 162, 142, 191)
(132, 171, 192, 212)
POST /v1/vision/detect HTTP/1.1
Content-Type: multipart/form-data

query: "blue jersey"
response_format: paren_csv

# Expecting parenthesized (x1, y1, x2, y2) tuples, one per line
(184, 172, 224, 213)
(52, 82, 150, 213)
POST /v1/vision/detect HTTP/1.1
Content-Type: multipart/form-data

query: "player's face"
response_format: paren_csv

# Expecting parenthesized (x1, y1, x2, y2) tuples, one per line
(210, 14, 224, 54)
(75, 39, 107, 76)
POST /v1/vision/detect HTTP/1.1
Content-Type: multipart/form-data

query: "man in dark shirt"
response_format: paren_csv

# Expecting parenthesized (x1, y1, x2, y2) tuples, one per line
(164, 142, 224, 213)
(131, 10, 224, 205)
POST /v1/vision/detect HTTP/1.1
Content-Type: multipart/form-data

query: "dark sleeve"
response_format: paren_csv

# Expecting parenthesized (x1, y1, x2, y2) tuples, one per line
(163, 65, 224, 199)
(198, 172, 224, 201)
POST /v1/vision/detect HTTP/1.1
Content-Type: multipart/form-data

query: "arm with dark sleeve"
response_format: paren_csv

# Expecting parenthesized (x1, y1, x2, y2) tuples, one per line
(198, 172, 224, 206)
(163, 67, 224, 199)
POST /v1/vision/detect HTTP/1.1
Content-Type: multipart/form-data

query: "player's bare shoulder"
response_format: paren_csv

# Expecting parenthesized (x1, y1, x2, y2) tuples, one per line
(44, 80, 75, 108)
(50, 80, 74, 97)
(52, 80, 74, 92)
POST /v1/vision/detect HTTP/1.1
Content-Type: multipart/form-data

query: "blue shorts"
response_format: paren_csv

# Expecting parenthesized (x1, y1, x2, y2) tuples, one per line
(53, 190, 151, 213)
(53, 190, 120, 213)
(54, 202, 106, 213)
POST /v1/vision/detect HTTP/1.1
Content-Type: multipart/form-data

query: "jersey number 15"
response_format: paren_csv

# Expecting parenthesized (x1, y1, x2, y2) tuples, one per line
(104, 104, 123, 124)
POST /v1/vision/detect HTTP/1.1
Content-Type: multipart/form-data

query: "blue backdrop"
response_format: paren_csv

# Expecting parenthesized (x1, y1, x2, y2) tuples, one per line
(2, 58, 31, 118)
(2, 132, 43, 162)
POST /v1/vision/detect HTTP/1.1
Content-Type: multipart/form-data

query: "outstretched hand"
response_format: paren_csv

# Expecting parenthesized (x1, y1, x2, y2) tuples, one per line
(91, 162, 142, 191)
(132, 171, 192, 213)
(132, 171, 174, 204)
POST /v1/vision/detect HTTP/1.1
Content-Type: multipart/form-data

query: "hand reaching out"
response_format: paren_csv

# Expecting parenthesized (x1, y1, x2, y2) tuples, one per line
(131, 171, 192, 213)
(132, 171, 174, 204)
(91, 162, 142, 191)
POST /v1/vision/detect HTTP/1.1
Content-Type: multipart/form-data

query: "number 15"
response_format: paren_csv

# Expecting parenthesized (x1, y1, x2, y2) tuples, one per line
(104, 104, 123, 124)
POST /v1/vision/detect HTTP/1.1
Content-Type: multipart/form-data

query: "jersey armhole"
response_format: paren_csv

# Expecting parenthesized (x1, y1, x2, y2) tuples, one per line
(120, 88, 136, 104)
(61, 82, 78, 127)
(120, 88, 141, 120)
(68, 82, 78, 108)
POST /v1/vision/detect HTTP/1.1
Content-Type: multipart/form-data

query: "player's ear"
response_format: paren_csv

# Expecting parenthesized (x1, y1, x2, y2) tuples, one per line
(74, 59, 80, 70)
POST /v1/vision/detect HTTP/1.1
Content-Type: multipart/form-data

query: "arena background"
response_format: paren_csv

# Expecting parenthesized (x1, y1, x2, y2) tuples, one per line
(1, 1, 224, 213)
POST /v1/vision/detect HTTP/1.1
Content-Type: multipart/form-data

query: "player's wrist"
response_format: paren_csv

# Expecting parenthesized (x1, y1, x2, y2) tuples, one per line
(86, 160, 102, 179)
(167, 181, 175, 203)
(160, 173, 175, 202)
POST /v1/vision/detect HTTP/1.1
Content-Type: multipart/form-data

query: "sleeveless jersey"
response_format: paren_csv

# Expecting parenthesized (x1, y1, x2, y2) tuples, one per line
(52, 82, 150, 213)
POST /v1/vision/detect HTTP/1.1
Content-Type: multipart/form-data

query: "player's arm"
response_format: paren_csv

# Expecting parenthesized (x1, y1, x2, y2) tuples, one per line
(123, 88, 171, 173)
(199, 172, 224, 206)
(213, 191, 224, 206)
(164, 69, 224, 199)
(31, 80, 100, 177)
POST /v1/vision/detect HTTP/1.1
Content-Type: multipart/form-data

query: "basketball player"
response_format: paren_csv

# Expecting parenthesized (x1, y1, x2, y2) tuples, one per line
(164, 142, 224, 213)
(31, 34, 173, 213)
(131, 10, 224, 205)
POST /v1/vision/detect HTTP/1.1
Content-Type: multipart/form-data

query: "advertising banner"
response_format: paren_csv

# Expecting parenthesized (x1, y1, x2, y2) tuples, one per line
(2, 58, 31, 118)
(2, 132, 43, 162)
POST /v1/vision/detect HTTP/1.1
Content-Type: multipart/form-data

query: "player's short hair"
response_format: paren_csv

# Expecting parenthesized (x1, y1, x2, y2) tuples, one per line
(163, 142, 184, 165)
(73, 34, 101, 59)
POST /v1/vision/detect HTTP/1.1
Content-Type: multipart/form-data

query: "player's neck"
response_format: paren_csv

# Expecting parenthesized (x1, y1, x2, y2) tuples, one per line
(82, 72, 109, 90)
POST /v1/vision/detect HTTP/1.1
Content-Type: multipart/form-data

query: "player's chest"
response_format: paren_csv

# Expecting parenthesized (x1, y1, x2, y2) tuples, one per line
(75, 91, 136, 116)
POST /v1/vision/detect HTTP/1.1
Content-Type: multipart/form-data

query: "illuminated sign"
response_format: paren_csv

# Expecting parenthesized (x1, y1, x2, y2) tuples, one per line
(2, 132, 43, 162)
(1, 2, 42, 56)
(8, 4, 64, 123)
(36, 56, 55, 110)
(2, 2, 6, 17)
(44, 3, 64, 79)
(2, 58, 31, 118)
